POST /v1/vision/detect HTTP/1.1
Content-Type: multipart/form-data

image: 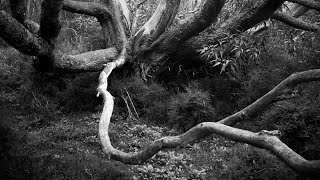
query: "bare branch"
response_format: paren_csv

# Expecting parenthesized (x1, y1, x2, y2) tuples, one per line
(103, 0, 129, 66)
(116, 0, 130, 30)
(62, 0, 111, 18)
(139, 0, 225, 63)
(288, 0, 320, 11)
(219, 69, 320, 126)
(288, 3, 310, 17)
(247, 0, 319, 36)
(272, 11, 320, 32)
(133, 0, 181, 48)
(0, 10, 40, 55)
(1, 0, 126, 73)
(220, 0, 285, 34)
(96, 68, 320, 175)
(52, 47, 118, 72)
(131, 0, 147, 34)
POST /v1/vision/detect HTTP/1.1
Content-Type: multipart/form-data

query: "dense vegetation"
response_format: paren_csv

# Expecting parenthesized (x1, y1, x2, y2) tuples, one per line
(1, 0, 320, 179)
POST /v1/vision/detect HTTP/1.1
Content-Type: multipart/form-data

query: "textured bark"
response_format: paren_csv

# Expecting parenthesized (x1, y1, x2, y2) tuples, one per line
(174, 0, 286, 68)
(133, 0, 181, 51)
(136, 0, 225, 68)
(62, 0, 114, 47)
(219, 69, 320, 126)
(62, 0, 111, 17)
(97, 66, 320, 175)
(219, 0, 285, 34)
(272, 11, 320, 32)
(0, 0, 127, 72)
(52, 47, 118, 72)
(0, 11, 40, 55)
(131, 0, 147, 34)
(289, 0, 320, 11)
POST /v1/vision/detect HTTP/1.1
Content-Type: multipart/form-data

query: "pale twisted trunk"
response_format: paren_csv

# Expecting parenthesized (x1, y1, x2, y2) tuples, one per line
(97, 63, 320, 175)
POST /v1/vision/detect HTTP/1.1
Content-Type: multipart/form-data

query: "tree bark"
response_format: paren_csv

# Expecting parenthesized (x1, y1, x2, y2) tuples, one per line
(288, 0, 320, 12)
(133, 0, 225, 78)
(272, 11, 320, 32)
(0, 11, 40, 55)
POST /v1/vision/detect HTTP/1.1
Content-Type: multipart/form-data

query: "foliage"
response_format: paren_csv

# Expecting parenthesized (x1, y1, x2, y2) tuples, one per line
(198, 32, 260, 74)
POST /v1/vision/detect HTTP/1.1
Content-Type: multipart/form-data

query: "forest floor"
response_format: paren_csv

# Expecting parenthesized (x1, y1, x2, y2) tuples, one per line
(0, 86, 297, 180)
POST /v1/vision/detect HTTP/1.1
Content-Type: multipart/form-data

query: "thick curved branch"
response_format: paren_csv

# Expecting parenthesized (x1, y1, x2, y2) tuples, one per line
(157, 0, 225, 48)
(131, 0, 147, 34)
(248, 0, 318, 36)
(50, 47, 118, 72)
(97, 69, 320, 175)
(219, 69, 320, 126)
(220, 0, 285, 34)
(2, 0, 126, 72)
(0, 10, 40, 55)
(288, 0, 320, 11)
(137, 0, 225, 65)
(62, 0, 116, 47)
(133, 0, 181, 51)
(102, 0, 129, 65)
(62, 0, 111, 18)
(287, 3, 310, 17)
(116, 0, 130, 30)
(272, 11, 320, 32)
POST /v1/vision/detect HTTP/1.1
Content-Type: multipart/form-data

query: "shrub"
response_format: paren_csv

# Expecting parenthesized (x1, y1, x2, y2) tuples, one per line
(168, 82, 216, 131)
(109, 75, 170, 122)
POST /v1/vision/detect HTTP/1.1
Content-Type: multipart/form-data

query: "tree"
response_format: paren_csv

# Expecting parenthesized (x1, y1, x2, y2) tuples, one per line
(1, 0, 320, 176)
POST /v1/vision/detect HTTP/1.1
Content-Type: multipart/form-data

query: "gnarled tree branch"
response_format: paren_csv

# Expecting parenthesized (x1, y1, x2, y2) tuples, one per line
(0, 0, 130, 72)
(137, 0, 225, 67)
(219, 0, 285, 34)
(219, 69, 320, 126)
(288, 0, 320, 11)
(62, 0, 111, 18)
(0, 10, 40, 55)
(131, 0, 147, 35)
(272, 11, 320, 32)
(96, 68, 320, 175)
(133, 0, 181, 52)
